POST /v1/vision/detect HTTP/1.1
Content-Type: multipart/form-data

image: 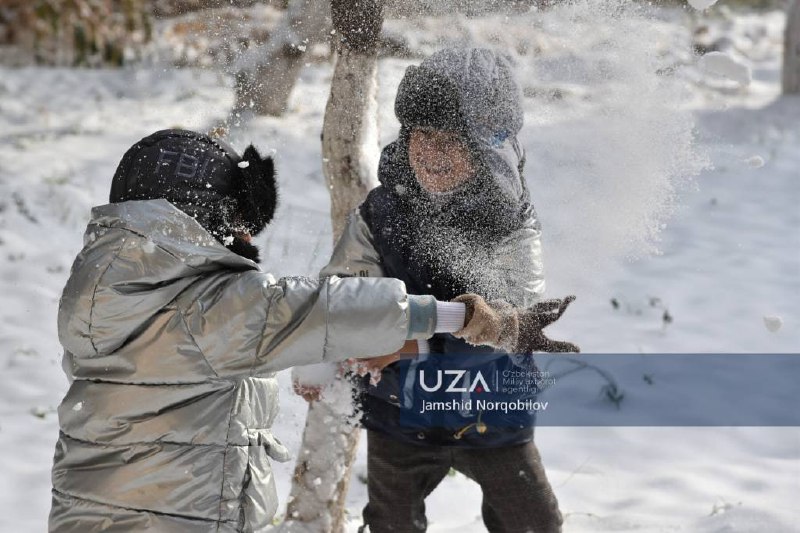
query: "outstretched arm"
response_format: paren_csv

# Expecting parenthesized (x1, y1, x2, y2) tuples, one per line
(181, 268, 439, 377)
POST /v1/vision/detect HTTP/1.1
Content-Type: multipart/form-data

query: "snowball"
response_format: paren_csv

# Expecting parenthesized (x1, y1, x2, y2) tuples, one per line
(293, 363, 337, 387)
(763, 315, 783, 333)
(744, 155, 765, 168)
(698, 52, 752, 86)
(238, 161, 250, 169)
(688, 0, 718, 10)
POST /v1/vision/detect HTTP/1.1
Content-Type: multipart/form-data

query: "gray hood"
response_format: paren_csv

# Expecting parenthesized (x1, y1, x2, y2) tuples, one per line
(394, 47, 529, 214)
(420, 47, 524, 143)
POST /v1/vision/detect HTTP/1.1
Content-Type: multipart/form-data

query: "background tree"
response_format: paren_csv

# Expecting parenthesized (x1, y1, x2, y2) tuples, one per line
(0, 0, 151, 66)
(279, 1, 383, 531)
(234, 0, 332, 115)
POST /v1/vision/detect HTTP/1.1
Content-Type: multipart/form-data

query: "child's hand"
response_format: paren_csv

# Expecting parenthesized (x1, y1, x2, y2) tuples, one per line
(292, 380, 323, 403)
(452, 294, 580, 353)
(348, 341, 418, 384)
(451, 294, 519, 352)
(517, 296, 580, 353)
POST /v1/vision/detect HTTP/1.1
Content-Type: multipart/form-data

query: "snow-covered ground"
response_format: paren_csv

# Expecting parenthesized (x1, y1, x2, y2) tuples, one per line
(0, 2, 797, 532)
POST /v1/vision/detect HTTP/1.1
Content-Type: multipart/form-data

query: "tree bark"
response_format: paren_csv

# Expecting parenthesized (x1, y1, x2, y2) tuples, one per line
(320, 48, 381, 236)
(784, 0, 800, 94)
(279, 2, 383, 532)
(235, 0, 332, 116)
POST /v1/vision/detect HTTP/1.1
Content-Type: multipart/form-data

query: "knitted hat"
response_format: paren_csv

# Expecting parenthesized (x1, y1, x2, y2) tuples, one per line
(110, 129, 278, 261)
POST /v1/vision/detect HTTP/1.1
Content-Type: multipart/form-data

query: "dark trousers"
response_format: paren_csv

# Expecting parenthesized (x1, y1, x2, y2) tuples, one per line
(361, 430, 563, 533)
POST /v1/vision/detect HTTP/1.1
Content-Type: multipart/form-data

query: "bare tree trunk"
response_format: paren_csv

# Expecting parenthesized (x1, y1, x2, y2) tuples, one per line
(235, 0, 331, 116)
(784, 0, 800, 94)
(320, 49, 381, 236)
(279, 2, 383, 532)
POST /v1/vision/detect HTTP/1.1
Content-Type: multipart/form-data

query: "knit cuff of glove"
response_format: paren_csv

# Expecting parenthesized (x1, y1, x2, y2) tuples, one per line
(434, 301, 466, 333)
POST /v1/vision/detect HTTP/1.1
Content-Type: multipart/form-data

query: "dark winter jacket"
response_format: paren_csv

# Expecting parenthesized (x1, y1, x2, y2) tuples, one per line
(50, 199, 434, 532)
(322, 153, 545, 448)
(320, 48, 547, 447)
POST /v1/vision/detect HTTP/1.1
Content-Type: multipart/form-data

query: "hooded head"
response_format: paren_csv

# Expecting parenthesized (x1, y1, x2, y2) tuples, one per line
(395, 47, 524, 146)
(109, 129, 278, 262)
(384, 47, 530, 237)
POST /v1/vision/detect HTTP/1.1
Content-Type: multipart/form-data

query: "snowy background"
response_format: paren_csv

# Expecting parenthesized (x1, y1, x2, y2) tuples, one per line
(0, 1, 798, 531)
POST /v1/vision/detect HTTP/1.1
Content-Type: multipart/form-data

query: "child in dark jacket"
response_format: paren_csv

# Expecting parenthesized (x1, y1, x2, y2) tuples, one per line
(314, 48, 579, 532)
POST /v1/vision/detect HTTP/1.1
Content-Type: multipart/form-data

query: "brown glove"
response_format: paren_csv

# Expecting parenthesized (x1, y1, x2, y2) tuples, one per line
(452, 294, 520, 352)
(516, 296, 580, 353)
(452, 294, 580, 354)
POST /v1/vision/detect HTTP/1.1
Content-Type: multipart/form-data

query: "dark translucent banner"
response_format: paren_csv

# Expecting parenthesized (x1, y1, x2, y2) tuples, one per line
(395, 354, 800, 428)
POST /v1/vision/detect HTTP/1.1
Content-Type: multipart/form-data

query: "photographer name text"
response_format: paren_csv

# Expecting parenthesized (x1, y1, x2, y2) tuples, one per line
(419, 399, 549, 414)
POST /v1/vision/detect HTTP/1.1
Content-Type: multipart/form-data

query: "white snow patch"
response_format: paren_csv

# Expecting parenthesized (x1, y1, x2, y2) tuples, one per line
(292, 363, 338, 388)
(744, 155, 765, 168)
(688, 0, 718, 10)
(699, 51, 752, 86)
(141, 239, 156, 254)
(763, 315, 783, 333)
(237, 161, 250, 169)
(71, 402, 83, 412)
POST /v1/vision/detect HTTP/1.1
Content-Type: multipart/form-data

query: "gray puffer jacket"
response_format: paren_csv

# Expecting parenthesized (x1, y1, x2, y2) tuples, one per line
(50, 199, 420, 532)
